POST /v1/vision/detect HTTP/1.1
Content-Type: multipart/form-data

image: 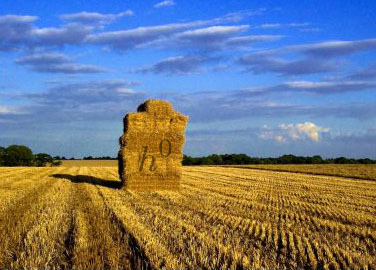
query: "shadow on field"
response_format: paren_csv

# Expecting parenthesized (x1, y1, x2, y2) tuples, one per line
(51, 174, 122, 189)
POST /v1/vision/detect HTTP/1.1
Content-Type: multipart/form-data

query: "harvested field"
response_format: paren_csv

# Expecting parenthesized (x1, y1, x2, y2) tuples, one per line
(59, 160, 117, 167)
(0, 166, 375, 269)
(219, 164, 376, 180)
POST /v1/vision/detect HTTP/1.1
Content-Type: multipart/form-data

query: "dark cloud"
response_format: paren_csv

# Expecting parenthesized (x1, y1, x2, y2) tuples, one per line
(31, 23, 93, 47)
(15, 52, 108, 74)
(348, 64, 376, 80)
(137, 27, 283, 52)
(84, 11, 262, 51)
(85, 23, 249, 51)
(225, 35, 284, 49)
(238, 51, 336, 75)
(0, 10, 267, 52)
(238, 38, 376, 76)
(2, 80, 376, 159)
(0, 15, 38, 51)
(169, 90, 376, 122)
(85, 22, 198, 50)
(171, 25, 249, 49)
(24, 79, 142, 105)
(135, 56, 214, 75)
(1, 79, 144, 126)
(3, 76, 376, 126)
(297, 39, 376, 58)
(0, 16, 93, 50)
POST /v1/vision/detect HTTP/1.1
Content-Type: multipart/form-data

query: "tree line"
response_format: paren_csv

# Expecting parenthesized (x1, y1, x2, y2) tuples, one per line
(53, 156, 116, 160)
(4, 145, 373, 167)
(182, 154, 376, 165)
(0, 145, 61, 167)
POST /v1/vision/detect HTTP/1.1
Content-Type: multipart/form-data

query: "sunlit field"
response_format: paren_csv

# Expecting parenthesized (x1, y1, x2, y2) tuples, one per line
(220, 164, 376, 180)
(60, 159, 118, 167)
(0, 165, 375, 270)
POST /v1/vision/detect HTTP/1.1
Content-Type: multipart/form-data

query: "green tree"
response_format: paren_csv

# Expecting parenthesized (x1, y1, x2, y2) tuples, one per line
(51, 160, 62, 166)
(34, 153, 54, 167)
(311, 155, 323, 164)
(182, 154, 193, 165)
(279, 154, 296, 164)
(0, 146, 5, 166)
(334, 157, 349, 164)
(209, 154, 223, 165)
(4, 145, 34, 166)
(201, 157, 214, 165)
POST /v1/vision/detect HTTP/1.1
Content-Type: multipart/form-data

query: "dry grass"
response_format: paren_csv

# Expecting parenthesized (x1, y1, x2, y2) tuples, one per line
(118, 99, 188, 190)
(59, 160, 117, 167)
(0, 165, 375, 269)
(219, 164, 376, 180)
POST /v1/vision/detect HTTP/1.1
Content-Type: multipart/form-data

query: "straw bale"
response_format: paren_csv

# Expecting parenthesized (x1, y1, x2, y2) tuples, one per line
(118, 99, 188, 190)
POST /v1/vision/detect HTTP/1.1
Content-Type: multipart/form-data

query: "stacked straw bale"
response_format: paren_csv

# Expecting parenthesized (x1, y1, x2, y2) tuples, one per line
(118, 99, 189, 190)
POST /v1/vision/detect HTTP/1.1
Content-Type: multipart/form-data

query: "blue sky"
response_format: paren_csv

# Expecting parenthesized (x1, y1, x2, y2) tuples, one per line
(1, 0, 376, 158)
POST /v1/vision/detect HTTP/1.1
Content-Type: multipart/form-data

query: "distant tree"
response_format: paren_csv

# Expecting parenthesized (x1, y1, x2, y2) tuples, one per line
(51, 160, 62, 166)
(221, 154, 235, 165)
(359, 158, 374, 164)
(208, 154, 223, 165)
(334, 157, 349, 164)
(182, 153, 376, 166)
(311, 155, 323, 164)
(0, 146, 5, 166)
(183, 154, 192, 165)
(279, 154, 296, 164)
(34, 153, 53, 167)
(201, 157, 214, 165)
(4, 145, 34, 166)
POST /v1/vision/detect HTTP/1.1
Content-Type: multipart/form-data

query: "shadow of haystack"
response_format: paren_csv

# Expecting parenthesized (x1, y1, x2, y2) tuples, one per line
(51, 174, 122, 189)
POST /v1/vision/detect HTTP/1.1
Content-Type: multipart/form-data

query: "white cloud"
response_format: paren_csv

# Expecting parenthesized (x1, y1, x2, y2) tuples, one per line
(60, 10, 133, 26)
(260, 122, 330, 142)
(117, 88, 137, 94)
(176, 25, 249, 38)
(256, 22, 310, 29)
(280, 80, 376, 93)
(0, 106, 11, 114)
(258, 23, 281, 29)
(0, 15, 38, 23)
(154, 0, 175, 8)
(0, 10, 263, 51)
(299, 27, 321, 32)
(226, 35, 284, 49)
(0, 105, 22, 115)
(152, 25, 250, 50)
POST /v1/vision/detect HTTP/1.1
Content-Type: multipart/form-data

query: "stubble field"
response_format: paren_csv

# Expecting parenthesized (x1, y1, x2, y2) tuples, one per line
(0, 165, 375, 270)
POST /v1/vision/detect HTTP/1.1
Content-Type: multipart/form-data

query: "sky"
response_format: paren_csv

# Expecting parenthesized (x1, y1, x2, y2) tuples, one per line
(1, 0, 376, 158)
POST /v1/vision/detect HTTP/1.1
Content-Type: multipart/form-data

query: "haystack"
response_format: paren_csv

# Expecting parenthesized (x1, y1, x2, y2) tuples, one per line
(118, 99, 189, 190)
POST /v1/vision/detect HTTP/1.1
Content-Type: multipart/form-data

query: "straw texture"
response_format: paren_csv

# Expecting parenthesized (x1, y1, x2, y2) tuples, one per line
(118, 99, 188, 190)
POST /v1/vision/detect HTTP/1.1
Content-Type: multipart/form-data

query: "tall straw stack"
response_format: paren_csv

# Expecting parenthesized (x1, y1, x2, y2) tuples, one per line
(118, 99, 189, 190)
